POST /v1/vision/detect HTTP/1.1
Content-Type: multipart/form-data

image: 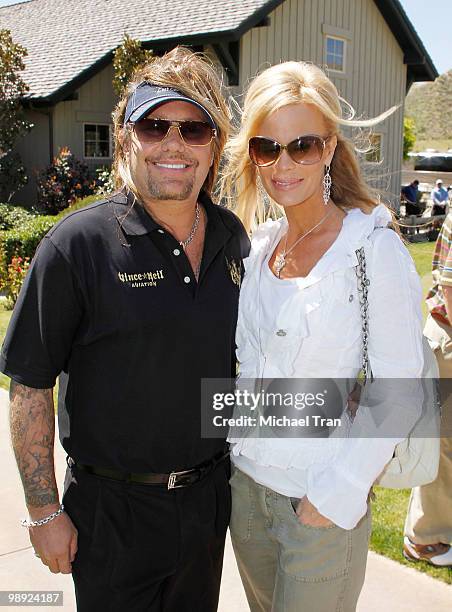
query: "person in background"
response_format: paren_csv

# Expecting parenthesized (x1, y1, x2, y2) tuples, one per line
(431, 179, 448, 216)
(404, 210, 452, 567)
(401, 179, 420, 216)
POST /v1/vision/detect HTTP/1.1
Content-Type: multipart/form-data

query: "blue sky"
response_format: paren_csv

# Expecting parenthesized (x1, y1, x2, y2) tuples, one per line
(0, 0, 450, 74)
(400, 0, 451, 74)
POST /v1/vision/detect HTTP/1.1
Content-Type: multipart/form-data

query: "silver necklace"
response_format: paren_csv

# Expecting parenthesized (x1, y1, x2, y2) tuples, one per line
(179, 203, 200, 250)
(274, 208, 333, 278)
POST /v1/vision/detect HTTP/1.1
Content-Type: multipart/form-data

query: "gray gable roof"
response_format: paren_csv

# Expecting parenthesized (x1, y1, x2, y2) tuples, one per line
(1, 0, 276, 100)
(1, 0, 437, 103)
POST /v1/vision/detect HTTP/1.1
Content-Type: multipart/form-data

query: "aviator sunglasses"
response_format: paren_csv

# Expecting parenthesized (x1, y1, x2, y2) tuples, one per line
(248, 134, 331, 167)
(128, 118, 216, 146)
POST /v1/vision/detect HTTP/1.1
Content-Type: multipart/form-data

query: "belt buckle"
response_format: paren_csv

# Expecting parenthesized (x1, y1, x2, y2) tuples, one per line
(167, 468, 195, 490)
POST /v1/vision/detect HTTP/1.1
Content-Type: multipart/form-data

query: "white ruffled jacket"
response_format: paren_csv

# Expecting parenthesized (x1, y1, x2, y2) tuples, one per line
(230, 205, 425, 529)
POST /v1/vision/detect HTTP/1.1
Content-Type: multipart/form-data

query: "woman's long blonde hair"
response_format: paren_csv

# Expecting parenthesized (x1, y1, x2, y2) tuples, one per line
(219, 61, 398, 232)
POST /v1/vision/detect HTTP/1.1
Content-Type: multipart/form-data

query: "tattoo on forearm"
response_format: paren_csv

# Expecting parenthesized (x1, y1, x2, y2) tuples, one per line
(9, 381, 58, 508)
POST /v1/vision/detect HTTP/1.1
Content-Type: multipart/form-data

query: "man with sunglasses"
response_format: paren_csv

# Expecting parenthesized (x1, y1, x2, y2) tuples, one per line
(1, 47, 249, 611)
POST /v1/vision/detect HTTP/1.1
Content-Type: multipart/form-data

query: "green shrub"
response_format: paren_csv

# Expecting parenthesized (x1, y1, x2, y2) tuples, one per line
(0, 202, 35, 231)
(0, 194, 100, 301)
(0, 194, 100, 262)
(0, 215, 57, 265)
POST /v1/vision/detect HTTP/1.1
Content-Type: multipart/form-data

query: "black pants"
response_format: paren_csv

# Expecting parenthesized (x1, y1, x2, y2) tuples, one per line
(432, 204, 447, 216)
(62, 459, 231, 612)
(405, 201, 421, 216)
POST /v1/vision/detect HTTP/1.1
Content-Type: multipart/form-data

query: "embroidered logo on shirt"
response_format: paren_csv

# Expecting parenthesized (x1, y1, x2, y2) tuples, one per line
(225, 257, 242, 287)
(118, 269, 164, 288)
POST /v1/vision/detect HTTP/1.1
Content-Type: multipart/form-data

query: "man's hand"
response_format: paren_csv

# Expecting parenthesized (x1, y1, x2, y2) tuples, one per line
(294, 495, 335, 528)
(29, 506, 78, 574)
(442, 285, 452, 325)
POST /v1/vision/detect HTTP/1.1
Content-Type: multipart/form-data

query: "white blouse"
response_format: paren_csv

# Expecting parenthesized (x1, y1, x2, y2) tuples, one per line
(229, 205, 425, 529)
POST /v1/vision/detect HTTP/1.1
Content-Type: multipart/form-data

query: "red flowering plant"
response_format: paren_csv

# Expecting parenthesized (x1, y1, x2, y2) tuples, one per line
(4, 254, 30, 308)
(36, 147, 96, 215)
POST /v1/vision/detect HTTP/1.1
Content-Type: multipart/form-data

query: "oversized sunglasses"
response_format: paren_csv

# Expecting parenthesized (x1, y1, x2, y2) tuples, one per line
(248, 134, 331, 167)
(128, 118, 216, 146)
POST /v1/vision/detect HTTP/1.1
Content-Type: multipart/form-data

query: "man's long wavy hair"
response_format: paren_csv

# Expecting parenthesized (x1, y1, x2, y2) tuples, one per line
(219, 61, 398, 232)
(112, 46, 230, 199)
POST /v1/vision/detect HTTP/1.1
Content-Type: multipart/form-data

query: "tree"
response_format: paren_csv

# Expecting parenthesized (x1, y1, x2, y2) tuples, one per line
(403, 117, 416, 160)
(112, 34, 154, 96)
(0, 29, 33, 201)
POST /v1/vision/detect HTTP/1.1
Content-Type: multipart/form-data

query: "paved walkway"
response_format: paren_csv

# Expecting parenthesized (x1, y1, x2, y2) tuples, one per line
(1, 389, 451, 611)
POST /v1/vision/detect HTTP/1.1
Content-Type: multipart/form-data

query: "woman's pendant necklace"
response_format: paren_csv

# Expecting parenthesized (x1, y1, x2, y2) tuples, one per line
(275, 208, 333, 278)
(274, 252, 287, 277)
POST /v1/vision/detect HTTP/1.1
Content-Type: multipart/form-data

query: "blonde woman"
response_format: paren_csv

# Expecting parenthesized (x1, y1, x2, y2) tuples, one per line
(220, 62, 424, 611)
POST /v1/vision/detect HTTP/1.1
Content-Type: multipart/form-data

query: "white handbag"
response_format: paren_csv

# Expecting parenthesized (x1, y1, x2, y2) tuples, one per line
(354, 246, 440, 489)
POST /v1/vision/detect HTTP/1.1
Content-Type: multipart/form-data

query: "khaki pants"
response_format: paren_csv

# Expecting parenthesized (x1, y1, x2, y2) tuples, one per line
(404, 315, 452, 545)
(229, 466, 371, 612)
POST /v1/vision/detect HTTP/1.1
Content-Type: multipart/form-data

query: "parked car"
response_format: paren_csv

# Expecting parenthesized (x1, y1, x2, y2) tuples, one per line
(409, 149, 452, 172)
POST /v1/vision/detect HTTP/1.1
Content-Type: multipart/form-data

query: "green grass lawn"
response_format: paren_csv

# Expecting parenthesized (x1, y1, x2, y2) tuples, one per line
(0, 240, 450, 581)
(407, 241, 435, 279)
(407, 241, 435, 322)
(371, 487, 452, 584)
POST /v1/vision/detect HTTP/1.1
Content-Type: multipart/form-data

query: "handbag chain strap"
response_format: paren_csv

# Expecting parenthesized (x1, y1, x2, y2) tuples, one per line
(355, 246, 373, 383)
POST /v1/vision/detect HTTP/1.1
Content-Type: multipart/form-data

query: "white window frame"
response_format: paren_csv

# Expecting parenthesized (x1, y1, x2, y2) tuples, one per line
(365, 133, 384, 164)
(325, 35, 346, 74)
(83, 123, 113, 160)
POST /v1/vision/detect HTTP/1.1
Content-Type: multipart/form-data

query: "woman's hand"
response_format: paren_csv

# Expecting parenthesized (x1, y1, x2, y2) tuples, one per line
(294, 495, 335, 528)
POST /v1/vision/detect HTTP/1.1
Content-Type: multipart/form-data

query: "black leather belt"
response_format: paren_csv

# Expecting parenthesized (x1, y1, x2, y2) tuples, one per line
(68, 449, 230, 489)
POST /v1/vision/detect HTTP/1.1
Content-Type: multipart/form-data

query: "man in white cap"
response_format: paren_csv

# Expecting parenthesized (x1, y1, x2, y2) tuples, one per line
(431, 179, 449, 216)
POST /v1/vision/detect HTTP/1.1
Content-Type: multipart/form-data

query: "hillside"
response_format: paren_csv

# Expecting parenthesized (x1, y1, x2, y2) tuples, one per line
(405, 70, 452, 151)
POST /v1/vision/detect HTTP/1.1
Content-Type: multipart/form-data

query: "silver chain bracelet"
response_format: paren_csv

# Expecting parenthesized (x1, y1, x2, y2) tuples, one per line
(21, 504, 65, 529)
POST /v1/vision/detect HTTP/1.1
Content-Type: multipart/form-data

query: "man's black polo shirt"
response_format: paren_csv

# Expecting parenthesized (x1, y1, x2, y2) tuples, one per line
(0, 190, 250, 473)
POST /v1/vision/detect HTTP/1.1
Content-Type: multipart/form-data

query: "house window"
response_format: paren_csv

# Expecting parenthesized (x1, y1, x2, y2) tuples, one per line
(365, 134, 383, 163)
(325, 36, 345, 72)
(84, 124, 112, 158)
